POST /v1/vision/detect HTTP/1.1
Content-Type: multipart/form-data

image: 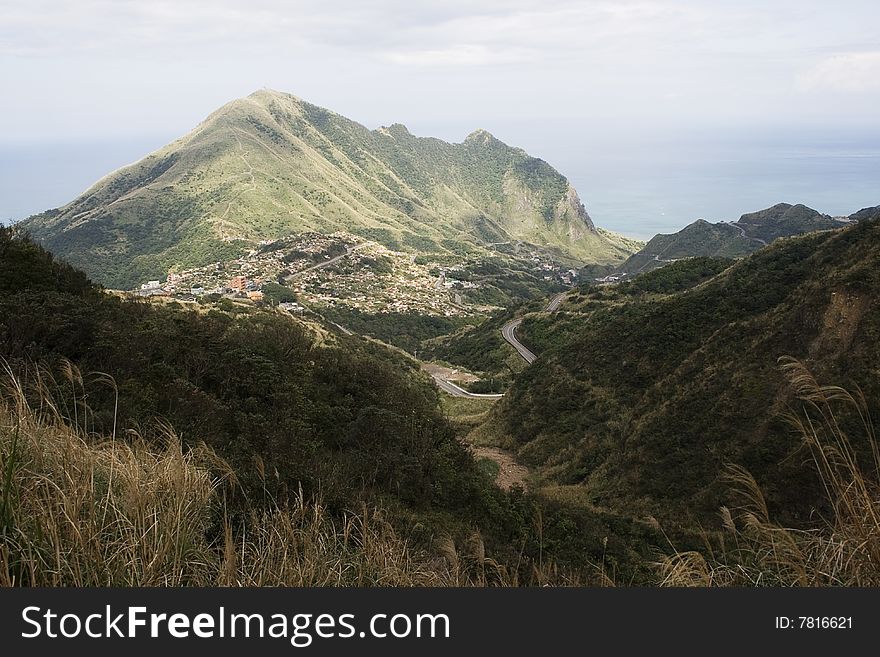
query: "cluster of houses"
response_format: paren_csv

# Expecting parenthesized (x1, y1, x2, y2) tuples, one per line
(136, 274, 266, 304)
(529, 255, 578, 285)
(594, 273, 626, 285)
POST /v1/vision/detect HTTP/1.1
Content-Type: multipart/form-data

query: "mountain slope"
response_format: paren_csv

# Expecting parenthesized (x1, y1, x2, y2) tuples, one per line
(618, 203, 846, 276)
(487, 214, 880, 527)
(0, 227, 665, 582)
(23, 89, 634, 288)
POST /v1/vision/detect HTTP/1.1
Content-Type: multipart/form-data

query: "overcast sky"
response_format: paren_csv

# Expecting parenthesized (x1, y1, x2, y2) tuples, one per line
(2, 0, 879, 232)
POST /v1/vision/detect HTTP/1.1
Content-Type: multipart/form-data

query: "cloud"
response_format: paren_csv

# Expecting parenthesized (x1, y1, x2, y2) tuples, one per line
(0, 1, 784, 63)
(381, 44, 534, 67)
(798, 52, 880, 92)
(2, 0, 879, 141)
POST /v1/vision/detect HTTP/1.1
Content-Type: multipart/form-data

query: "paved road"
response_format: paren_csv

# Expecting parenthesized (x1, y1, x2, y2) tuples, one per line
(429, 373, 504, 399)
(501, 318, 537, 364)
(500, 291, 568, 364)
(284, 243, 367, 281)
(331, 322, 353, 336)
(729, 221, 769, 246)
(546, 292, 567, 312)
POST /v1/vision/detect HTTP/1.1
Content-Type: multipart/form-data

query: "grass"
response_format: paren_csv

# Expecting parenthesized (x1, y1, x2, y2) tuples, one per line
(0, 364, 458, 586)
(475, 457, 501, 480)
(658, 358, 880, 586)
(0, 363, 589, 587)
(0, 364, 222, 586)
(440, 395, 496, 423)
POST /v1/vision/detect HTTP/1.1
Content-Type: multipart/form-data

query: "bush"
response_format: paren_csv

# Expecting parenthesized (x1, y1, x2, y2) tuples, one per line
(658, 360, 880, 586)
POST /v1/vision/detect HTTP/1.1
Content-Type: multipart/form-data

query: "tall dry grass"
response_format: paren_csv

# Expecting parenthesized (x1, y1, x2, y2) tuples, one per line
(658, 357, 880, 586)
(0, 362, 511, 587)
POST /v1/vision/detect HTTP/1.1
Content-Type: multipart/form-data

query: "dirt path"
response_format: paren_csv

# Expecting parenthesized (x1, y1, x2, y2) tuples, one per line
(472, 446, 530, 490)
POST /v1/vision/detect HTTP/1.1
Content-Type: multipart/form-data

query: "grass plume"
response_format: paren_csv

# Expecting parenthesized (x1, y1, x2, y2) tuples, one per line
(658, 357, 880, 586)
(0, 365, 509, 586)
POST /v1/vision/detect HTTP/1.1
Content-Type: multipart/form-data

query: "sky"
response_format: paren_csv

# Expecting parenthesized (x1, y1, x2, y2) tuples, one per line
(2, 0, 879, 236)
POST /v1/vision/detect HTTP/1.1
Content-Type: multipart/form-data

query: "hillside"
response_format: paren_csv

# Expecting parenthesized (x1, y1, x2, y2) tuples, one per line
(0, 227, 480, 514)
(0, 387, 469, 586)
(617, 203, 848, 276)
(0, 227, 664, 583)
(21, 89, 635, 289)
(478, 213, 880, 528)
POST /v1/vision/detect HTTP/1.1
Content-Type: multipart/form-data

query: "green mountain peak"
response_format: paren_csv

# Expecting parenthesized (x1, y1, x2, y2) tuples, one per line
(377, 123, 413, 138)
(22, 90, 635, 288)
(618, 202, 847, 276)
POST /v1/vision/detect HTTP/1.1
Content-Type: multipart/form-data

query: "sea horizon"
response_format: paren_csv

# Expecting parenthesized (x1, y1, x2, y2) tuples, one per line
(3, 125, 878, 240)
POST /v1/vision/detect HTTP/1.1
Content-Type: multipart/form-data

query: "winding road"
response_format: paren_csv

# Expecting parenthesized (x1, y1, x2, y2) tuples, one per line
(323, 279, 566, 396)
(545, 291, 567, 312)
(501, 318, 537, 364)
(729, 221, 768, 246)
(500, 291, 567, 365)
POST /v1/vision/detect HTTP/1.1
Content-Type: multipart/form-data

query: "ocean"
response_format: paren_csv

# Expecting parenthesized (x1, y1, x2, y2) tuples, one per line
(0, 136, 174, 224)
(568, 139, 880, 240)
(2, 128, 878, 240)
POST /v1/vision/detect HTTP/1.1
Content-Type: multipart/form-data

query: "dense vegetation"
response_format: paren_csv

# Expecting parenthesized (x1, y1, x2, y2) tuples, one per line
(612, 256, 732, 295)
(0, 229, 661, 583)
(617, 202, 855, 275)
(491, 218, 880, 529)
(661, 362, 880, 586)
(0, 378, 520, 586)
(736, 202, 841, 242)
(321, 308, 474, 354)
(6, 350, 877, 586)
(424, 308, 522, 375)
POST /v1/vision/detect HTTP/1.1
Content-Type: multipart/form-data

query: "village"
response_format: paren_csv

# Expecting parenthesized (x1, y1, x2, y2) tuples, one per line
(132, 231, 577, 317)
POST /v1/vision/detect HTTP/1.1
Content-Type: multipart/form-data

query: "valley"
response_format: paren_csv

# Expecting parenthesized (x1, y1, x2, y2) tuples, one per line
(4, 87, 880, 589)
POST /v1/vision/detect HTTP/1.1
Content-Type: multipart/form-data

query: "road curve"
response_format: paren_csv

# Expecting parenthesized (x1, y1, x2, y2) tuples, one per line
(428, 373, 504, 399)
(545, 292, 567, 312)
(730, 222, 769, 246)
(501, 318, 537, 364)
(500, 291, 567, 364)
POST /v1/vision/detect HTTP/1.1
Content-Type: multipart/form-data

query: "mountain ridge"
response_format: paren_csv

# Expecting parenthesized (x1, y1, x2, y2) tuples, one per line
(23, 89, 634, 288)
(493, 215, 880, 525)
(616, 202, 851, 276)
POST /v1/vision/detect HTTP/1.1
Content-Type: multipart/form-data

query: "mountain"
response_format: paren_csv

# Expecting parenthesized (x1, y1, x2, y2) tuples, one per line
(475, 213, 880, 527)
(21, 89, 635, 289)
(0, 227, 665, 583)
(617, 203, 846, 276)
(0, 226, 513, 567)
